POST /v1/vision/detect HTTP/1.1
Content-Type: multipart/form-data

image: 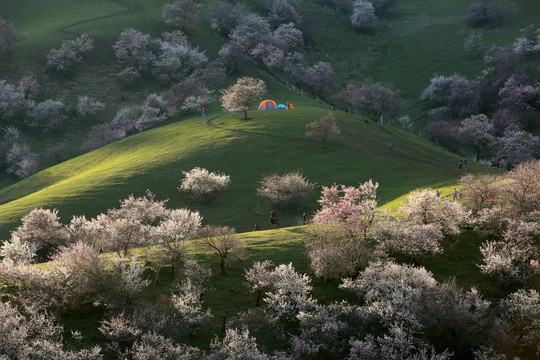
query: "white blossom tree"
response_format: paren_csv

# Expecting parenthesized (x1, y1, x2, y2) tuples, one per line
(229, 14, 272, 51)
(351, 1, 377, 31)
(499, 289, 540, 359)
(458, 114, 495, 161)
(273, 22, 303, 51)
(245, 260, 276, 306)
(0, 301, 102, 359)
(178, 167, 230, 200)
(257, 171, 315, 206)
(113, 29, 157, 73)
(263, 263, 315, 320)
(76, 95, 105, 120)
(12, 208, 68, 257)
(26, 99, 66, 131)
(220, 77, 267, 120)
(399, 188, 469, 236)
(478, 220, 540, 284)
(152, 208, 202, 276)
(46, 34, 93, 72)
(162, 0, 200, 29)
(0, 235, 37, 265)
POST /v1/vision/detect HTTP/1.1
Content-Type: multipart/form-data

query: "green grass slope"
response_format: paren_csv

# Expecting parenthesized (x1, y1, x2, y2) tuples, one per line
(0, 92, 494, 240)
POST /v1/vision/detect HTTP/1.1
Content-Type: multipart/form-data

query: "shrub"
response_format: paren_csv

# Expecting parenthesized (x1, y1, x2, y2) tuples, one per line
(179, 167, 230, 199)
(257, 171, 315, 206)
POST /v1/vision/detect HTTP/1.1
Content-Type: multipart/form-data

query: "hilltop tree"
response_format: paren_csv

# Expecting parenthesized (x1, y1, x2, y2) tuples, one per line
(220, 77, 266, 120)
(162, 0, 200, 30)
(458, 114, 495, 161)
(0, 19, 20, 54)
(306, 112, 341, 143)
(333, 79, 401, 121)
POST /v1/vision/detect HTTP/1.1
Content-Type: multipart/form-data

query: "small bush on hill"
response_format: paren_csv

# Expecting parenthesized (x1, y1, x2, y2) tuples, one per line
(179, 167, 230, 199)
(257, 171, 315, 206)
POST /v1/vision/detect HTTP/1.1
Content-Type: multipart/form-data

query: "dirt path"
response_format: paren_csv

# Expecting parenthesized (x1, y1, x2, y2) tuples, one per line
(56, 0, 131, 35)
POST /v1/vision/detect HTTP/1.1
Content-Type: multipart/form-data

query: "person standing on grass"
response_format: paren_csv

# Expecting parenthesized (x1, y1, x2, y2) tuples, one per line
(436, 190, 440, 199)
(453, 188, 458, 201)
(459, 160, 463, 169)
(464, 159, 468, 170)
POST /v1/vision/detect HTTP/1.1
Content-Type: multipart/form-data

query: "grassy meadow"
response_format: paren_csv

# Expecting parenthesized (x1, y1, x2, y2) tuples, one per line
(0, 93, 495, 240)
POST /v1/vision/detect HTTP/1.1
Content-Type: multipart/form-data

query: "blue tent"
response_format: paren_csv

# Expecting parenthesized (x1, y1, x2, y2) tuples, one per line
(277, 104, 287, 109)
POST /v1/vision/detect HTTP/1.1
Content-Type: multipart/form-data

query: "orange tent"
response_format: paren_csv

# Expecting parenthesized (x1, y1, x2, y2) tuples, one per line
(258, 100, 277, 110)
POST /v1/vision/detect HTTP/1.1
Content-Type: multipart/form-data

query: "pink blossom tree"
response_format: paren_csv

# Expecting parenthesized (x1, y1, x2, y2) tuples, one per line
(305, 112, 341, 144)
(313, 180, 379, 238)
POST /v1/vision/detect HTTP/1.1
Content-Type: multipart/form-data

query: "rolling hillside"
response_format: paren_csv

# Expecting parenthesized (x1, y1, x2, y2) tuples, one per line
(0, 90, 494, 240)
(0, 0, 533, 236)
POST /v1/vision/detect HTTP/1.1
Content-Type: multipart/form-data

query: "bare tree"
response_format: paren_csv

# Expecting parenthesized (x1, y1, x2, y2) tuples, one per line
(198, 225, 244, 274)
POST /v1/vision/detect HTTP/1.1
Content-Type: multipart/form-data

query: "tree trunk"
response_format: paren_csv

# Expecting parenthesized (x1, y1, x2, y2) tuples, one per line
(220, 258, 226, 274)
(243, 109, 248, 120)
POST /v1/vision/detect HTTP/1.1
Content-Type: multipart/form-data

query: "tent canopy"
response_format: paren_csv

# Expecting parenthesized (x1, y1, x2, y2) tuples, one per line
(277, 104, 287, 109)
(258, 99, 277, 110)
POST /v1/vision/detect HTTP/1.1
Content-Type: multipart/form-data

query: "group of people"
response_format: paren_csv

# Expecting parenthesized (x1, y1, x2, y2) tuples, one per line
(458, 159, 468, 170)
(198, 107, 207, 117)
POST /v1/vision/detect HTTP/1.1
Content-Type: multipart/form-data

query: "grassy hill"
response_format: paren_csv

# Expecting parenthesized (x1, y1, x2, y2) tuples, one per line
(0, 87, 495, 240)
(0, 0, 532, 235)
